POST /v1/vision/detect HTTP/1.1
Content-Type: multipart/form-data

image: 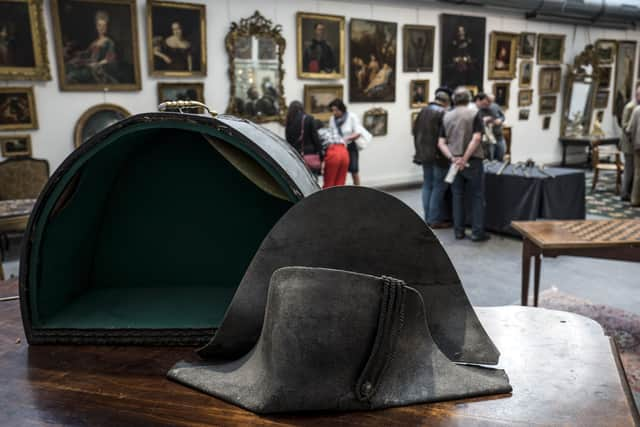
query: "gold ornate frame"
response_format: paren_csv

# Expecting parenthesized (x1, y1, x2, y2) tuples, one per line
(595, 39, 617, 65)
(403, 24, 435, 72)
(539, 95, 557, 115)
(537, 34, 565, 65)
(146, 0, 206, 77)
(0, 87, 38, 130)
(0, 135, 32, 157)
(488, 31, 518, 80)
(225, 11, 286, 124)
(560, 45, 600, 136)
(539, 67, 561, 94)
(51, 0, 142, 91)
(157, 82, 204, 104)
(409, 79, 429, 108)
(363, 107, 388, 137)
(492, 82, 510, 110)
(518, 89, 533, 107)
(0, 0, 50, 80)
(518, 32, 536, 58)
(519, 60, 533, 88)
(303, 84, 343, 122)
(296, 12, 344, 79)
(73, 103, 130, 148)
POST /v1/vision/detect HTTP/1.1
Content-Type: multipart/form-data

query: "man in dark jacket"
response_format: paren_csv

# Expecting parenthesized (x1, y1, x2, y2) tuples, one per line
(413, 88, 451, 227)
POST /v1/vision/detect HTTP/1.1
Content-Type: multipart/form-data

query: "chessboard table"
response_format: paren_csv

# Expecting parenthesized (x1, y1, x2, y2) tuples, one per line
(512, 219, 640, 306)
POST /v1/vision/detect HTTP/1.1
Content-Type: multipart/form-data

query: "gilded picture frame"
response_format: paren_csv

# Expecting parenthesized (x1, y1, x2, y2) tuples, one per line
(146, 0, 206, 77)
(537, 34, 565, 65)
(296, 12, 344, 79)
(542, 116, 551, 130)
(409, 79, 429, 108)
(539, 95, 557, 115)
(595, 39, 616, 65)
(363, 107, 388, 137)
(0, 0, 51, 80)
(518, 109, 530, 121)
(539, 67, 561, 94)
(73, 103, 130, 148)
(51, 0, 142, 91)
(403, 24, 435, 72)
(157, 82, 204, 106)
(0, 86, 38, 131)
(518, 32, 536, 58)
(518, 89, 533, 107)
(488, 31, 518, 80)
(0, 134, 32, 157)
(303, 84, 343, 122)
(493, 82, 510, 110)
(519, 60, 533, 88)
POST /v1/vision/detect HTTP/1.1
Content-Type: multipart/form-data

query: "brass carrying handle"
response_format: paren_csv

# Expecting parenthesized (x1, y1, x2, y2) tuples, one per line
(157, 100, 217, 117)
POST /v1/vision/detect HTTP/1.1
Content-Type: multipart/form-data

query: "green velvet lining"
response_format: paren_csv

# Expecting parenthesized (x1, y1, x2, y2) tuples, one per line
(30, 123, 293, 330)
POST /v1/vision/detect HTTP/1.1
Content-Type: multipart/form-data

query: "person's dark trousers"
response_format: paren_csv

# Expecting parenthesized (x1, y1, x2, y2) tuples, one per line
(451, 158, 486, 238)
(621, 153, 634, 200)
(422, 163, 448, 224)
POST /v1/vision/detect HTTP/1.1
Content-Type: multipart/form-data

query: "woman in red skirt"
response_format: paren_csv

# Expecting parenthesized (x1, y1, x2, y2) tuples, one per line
(317, 121, 349, 188)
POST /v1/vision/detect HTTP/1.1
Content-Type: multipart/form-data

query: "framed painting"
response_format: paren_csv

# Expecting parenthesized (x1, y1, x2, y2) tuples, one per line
(304, 84, 343, 122)
(597, 66, 612, 90)
(518, 109, 529, 121)
(464, 85, 479, 97)
(0, 135, 32, 157)
(51, 0, 141, 91)
(403, 24, 434, 72)
(594, 91, 609, 109)
(613, 41, 637, 117)
(537, 34, 565, 65)
(493, 82, 510, 110)
(146, 0, 206, 77)
(157, 82, 204, 112)
(349, 18, 396, 102)
(539, 67, 561, 94)
(0, 87, 37, 130)
(297, 12, 344, 79)
(518, 89, 533, 107)
(518, 32, 536, 58)
(519, 60, 533, 88)
(539, 95, 557, 115)
(363, 107, 388, 137)
(0, 0, 50, 80)
(595, 39, 616, 65)
(488, 31, 518, 80)
(542, 116, 551, 130)
(440, 14, 485, 91)
(410, 79, 429, 108)
(73, 103, 130, 147)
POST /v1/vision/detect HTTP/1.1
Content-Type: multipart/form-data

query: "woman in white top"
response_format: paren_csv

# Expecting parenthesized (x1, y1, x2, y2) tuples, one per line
(328, 99, 362, 185)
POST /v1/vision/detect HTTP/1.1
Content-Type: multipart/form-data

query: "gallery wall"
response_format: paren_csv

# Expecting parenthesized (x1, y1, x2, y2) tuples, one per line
(2, 0, 640, 187)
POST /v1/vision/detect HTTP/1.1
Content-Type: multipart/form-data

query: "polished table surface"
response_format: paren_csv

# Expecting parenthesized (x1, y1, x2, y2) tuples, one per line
(0, 279, 638, 426)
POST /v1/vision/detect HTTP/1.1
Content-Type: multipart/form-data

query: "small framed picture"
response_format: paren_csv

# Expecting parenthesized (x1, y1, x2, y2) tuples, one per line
(464, 85, 479, 97)
(0, 87, 38, 131)
(519, 60, 533, 88)
(518, 109, 530, 121)
(409, 79, 429, 108)
(542, 116, 551, 130)
(539, 67, 561, 94)
(518, 32, 536, 58)
(493, 82, 510, 110)
(537, 34, 565, 65)
(157, 82, 205, 107)
(403, 24, 435, 72)
(363, 107, 388, 137)
(304, 84, 343, 122)
(74, 103, 130, 148)
(539, 95, 557, 115)
(598, 67, 612, 90)
(594, 91, 609, 109)
(0, 134, 32, 157)
(489, 31, 518, 80)
(518, 89, 533, 107)
(595, 39, 617, 65)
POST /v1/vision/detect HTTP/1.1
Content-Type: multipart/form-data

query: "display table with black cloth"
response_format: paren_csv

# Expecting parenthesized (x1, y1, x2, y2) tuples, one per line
(0, 278, 637, 426)
(559, 135, 619, 167)
(483, 163, 585, 236)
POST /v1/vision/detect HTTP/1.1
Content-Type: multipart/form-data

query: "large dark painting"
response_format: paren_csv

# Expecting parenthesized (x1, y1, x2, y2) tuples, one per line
(51, 0, 141, 91)
(349, 18, 396, 103)
(403, 24, 434, 72)
(613, 41, 637, 118)
(440, 14, 485, 92)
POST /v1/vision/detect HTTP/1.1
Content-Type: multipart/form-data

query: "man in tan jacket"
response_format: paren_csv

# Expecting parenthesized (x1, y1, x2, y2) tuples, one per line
(620, 88, 640, 201)
(625, 91, 640, 206)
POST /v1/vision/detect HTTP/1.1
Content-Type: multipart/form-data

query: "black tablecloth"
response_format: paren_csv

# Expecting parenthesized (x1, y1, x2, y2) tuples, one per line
(483, 163, 585, 235)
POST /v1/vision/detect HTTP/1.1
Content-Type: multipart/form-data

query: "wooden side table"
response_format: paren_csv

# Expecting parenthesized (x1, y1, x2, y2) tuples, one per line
(512, 219, 640, 306)
(558, 135, 619, 167)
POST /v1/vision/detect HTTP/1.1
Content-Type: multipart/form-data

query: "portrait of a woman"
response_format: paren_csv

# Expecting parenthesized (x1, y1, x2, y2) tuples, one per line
(154, 21, 192, 71)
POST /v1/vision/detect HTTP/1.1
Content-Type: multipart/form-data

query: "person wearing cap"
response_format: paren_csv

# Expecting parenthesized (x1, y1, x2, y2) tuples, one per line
(413, 88, 451, 228)
(438, 87, 490, 242)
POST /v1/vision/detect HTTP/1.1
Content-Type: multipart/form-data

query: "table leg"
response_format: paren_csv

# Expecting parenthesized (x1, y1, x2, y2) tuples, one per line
(521, 239, 532, 306)
(533, 254, 541, 307)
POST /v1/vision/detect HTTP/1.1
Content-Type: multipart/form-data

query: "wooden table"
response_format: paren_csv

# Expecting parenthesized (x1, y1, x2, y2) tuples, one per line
(0, 279, 638, 426)
(558, 135, 619, 167)
(512, 219, 640, 307)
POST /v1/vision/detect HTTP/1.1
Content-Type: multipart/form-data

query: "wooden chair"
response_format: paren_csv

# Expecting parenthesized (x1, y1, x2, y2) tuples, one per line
(591, 141, 624, 194)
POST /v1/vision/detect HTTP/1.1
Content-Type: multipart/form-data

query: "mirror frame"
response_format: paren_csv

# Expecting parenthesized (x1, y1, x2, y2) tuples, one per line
(225, 11, 287, 124)
(561, 45, 600, 137)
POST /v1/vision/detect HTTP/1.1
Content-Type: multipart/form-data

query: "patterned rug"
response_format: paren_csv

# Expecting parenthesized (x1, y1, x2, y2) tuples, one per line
(538, 287, 640, 407)
(586, 171, 640, 219)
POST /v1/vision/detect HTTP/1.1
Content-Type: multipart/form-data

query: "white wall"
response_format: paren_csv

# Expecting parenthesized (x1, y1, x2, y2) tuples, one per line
(2, 0, 639, 187)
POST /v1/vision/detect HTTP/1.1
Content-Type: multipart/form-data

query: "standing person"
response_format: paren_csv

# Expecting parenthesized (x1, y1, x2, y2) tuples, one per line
(625, 95, 640, 207)
(328, 99, 362, 185)
(475, 93, 506, 161)
(438, 87, 489, 242)
(620, 87, 640, 201)
(285, 101, 322, 175)
(317, 120, 349, 188)
(413, 88, 451, 227)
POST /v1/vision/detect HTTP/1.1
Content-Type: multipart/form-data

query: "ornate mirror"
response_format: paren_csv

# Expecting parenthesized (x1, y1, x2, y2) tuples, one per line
(225, 11, 286, 123)
(561, 45, 599, 137)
